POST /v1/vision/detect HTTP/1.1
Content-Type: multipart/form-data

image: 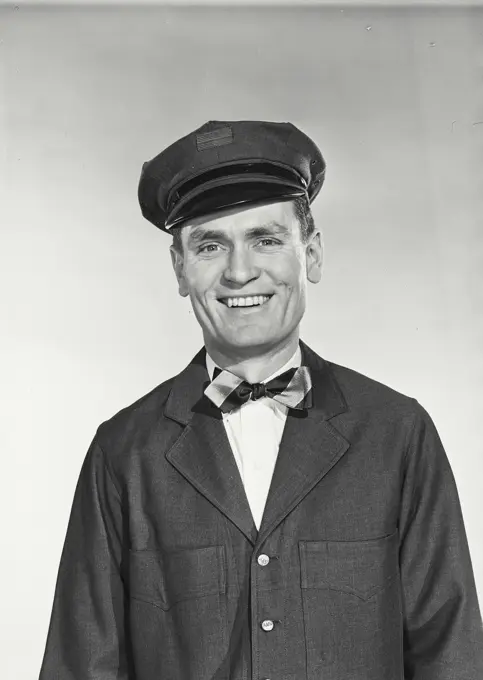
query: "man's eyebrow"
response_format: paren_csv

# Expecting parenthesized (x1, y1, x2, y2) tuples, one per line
(246, 223, 292, 239)
(187, 228, 225, 245)
(187, 221, 291, 246)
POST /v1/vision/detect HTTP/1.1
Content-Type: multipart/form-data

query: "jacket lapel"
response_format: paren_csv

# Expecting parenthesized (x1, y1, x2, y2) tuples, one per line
(255, 340, 350, 545)
(163, 340, 350, 547)
(164, 348, 258, 545)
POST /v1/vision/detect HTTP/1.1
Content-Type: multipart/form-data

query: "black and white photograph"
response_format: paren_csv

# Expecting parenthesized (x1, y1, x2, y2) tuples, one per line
(1, 1, 483, 678)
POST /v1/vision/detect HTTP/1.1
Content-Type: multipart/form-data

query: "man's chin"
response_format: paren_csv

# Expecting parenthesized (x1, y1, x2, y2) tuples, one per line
(211, 332, 281, 354)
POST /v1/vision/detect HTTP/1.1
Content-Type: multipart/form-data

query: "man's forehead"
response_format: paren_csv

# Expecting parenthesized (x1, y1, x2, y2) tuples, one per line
(181, 200, 297, 241)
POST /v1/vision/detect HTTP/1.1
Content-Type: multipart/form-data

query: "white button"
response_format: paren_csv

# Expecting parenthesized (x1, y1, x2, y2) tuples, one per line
(257, 554, 270, 567)
(261, 619, 274, 632)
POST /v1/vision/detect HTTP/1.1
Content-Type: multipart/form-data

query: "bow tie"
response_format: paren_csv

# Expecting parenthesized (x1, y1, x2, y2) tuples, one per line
(204, 365, 313, 414)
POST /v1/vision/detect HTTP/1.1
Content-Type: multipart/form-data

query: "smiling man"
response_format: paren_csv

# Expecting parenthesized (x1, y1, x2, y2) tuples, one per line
(170, 199, 321, 382)
(39, 120, 483, 680)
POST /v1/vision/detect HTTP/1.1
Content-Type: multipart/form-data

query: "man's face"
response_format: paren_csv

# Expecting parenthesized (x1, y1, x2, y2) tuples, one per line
(170, 200, 322, 358)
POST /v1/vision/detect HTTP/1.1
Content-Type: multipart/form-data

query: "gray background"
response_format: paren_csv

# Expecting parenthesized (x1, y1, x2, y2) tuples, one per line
(1, 2, 482, 678)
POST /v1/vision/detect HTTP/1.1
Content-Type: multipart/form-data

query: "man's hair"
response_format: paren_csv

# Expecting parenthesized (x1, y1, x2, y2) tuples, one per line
(171, 196, 315, 254)
(292, 195, 316, 244)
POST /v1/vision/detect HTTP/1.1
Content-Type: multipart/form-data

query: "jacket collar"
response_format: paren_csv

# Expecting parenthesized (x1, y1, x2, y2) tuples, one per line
(164, 338, 348, 426)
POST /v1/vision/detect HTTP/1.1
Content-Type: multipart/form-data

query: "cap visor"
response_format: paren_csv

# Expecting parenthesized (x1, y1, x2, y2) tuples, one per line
(165, 175, 306, 229)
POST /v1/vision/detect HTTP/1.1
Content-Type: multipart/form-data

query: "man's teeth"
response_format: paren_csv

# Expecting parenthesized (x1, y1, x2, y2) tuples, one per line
(225, 295, 271, 308)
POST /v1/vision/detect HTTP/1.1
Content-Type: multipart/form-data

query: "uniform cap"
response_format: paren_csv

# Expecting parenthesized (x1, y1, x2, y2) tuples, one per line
(138, 120, 326, 233)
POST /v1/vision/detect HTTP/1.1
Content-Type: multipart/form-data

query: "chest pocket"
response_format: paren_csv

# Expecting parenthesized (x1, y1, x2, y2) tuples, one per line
(128, 545, 226, 610)
(299, 529, 399, 600)
(299, 530, 402, 677)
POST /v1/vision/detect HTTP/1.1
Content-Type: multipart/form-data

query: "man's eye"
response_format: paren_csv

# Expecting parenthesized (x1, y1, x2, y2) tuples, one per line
(198, 243, 220, 253)
(258, 238, 280, 247)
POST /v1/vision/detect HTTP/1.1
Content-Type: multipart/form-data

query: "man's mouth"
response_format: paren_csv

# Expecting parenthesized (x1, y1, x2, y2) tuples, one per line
(218, 294, 273, 308)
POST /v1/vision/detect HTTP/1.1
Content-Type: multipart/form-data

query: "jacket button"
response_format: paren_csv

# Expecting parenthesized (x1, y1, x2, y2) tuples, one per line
(257, 553, 270, 566)
(261, 619, 274, 632)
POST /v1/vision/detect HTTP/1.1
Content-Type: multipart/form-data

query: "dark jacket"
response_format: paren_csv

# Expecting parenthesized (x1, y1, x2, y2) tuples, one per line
(39, 340, 483, 679)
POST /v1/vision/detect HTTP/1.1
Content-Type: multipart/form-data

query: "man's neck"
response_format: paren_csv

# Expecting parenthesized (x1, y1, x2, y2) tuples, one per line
(205, 335, 300, 384)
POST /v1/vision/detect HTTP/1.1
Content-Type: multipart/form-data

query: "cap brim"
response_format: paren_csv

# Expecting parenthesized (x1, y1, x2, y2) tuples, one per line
(163, 172, 307, 230)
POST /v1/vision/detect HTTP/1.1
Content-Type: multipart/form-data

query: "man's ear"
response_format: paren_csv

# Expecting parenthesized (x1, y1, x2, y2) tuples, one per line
(169, 246, 190, 297)
(306, 230, 323, 284)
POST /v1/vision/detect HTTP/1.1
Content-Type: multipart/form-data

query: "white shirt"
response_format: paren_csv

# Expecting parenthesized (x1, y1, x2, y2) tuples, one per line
(205, 346, 302, 530)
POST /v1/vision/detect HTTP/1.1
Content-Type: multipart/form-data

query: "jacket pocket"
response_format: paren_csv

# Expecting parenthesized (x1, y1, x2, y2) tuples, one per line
(300, 530, 399, 601)
(128, 545, 229, 680)
(299, 530, 402, 677)
(128, 544, 226, 610)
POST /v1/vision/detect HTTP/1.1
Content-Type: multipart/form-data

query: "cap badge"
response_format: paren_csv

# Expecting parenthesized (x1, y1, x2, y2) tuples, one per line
(196, 126, 233, 151)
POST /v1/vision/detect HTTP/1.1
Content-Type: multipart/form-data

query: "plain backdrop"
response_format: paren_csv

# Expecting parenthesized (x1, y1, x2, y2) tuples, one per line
(1, 2, 482, 678)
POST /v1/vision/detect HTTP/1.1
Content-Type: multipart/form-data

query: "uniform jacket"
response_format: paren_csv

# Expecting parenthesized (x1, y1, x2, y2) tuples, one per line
(39, 340, 483, 680)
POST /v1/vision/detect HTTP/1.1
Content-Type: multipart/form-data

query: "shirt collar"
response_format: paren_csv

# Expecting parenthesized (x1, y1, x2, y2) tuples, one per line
(205, 344, 302, 383)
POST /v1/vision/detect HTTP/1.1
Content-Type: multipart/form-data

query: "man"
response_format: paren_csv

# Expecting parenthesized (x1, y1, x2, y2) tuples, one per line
(39, 120, 483, 679)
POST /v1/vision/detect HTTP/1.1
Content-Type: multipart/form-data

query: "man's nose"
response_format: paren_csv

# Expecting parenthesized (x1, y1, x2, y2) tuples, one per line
(223, 246, 260, 285)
